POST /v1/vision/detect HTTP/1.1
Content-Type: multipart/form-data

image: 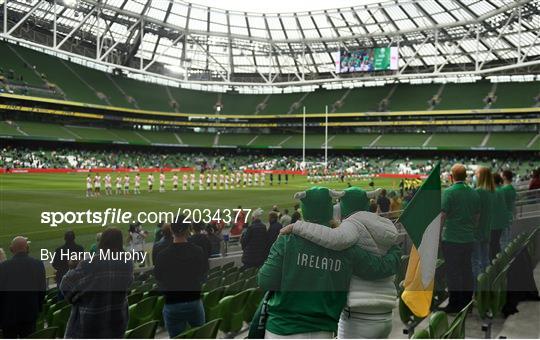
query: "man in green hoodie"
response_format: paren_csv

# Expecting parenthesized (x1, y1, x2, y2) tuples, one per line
(258, 187, 401, 338)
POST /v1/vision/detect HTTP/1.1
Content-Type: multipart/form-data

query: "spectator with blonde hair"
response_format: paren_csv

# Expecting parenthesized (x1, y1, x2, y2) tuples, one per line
(472, 166, 495, 282)
(441, 163, 480, 313)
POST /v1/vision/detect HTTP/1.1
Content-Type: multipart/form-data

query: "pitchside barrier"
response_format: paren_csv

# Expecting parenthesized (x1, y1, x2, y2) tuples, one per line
(0, 167, 427, 179)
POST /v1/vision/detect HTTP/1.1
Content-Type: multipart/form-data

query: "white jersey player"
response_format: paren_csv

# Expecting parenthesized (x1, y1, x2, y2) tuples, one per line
(212, 173, 218, 190)
(224, 174, 229, 190)
(261, 173, 266, 186)
(115, 176, 122, 194)
(147, 174, 154, 192)
(206, 173, 211, 190)
(172, 173, 179, 191)
(182, 174, 188, 191)
(219, 174, 224, 190)
(134, 173, 141, 194)
(94, 175, 101, 196)
(254, 173, 259, 186)
(242, 173, 247, 188)
(104, 174, 112, 195)
(123, 174, 130, 195)
(248, 173, 253, 187)
(86, 174, 93, 197)
(190, 173, 195, 191)
(199, 173, 204, 190)
(159, 172, 166, 193)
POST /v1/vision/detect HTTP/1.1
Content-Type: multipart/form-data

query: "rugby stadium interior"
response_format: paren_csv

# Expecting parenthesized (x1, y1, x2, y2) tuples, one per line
(0, 0, 539, 339)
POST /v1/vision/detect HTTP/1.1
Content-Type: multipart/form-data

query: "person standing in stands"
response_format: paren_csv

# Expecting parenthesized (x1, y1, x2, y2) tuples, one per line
(0, 237, 46, 338)
(240, 208, 269, 269)
(376, 189, 391, 215)
(490, 173, 508, 260)
(188, 222, 212, 259)
(154, 218, 208, 338)
(279, 209, 292, 227)
(206, 224, 222, 257)
(53, 230, 84, 289)
(440, 164, 480, 313)
(266, 211, 283, 249)
(499, 170, 517, 250)
(152, 224, 172, 265)
(60, 228, 133, 338)
(472, 167, 495, 283)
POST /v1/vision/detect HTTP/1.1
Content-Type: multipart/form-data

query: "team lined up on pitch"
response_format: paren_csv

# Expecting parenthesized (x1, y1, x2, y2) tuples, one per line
(85, 172, 268, 197)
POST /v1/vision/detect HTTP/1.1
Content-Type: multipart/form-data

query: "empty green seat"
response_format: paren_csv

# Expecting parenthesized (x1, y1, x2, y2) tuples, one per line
(218, 289, 251, 333)
(51, 305, 71, 338)
(174, 318, 222, 339)
(243, 275, 258, 290)
(442, 301, 473, 338)
(475, 273, 491, 319)
(127, 296, 157, 330)
(26, 326, 58, 339)
(125, 320, 159, 339)
(221, 262, 235, 270)
(223, 280, 244, 297)
(411, 328, 430, 339)
(222, 272, 239, 286)
(128, 292, 144, 306)
(202, 277, 221, 292)
(152, 296, 165, 326)
(46, 300, 68, 325)
(243, 288, 264, 323)
(203, 287, 225, 321)
(428, 311, 449, 338)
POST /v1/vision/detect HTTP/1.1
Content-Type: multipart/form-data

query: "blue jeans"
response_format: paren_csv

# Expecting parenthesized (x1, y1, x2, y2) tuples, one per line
(472, 241, 490, 289)
(500, 228, 512, 251)
(163, 299, 205, 338)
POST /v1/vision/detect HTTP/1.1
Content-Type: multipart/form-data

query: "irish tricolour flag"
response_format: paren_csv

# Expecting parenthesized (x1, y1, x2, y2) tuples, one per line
(400, 163, 441, 317)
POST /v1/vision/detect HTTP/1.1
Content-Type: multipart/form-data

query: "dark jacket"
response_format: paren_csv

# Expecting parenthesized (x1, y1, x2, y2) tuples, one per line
(0, 253, 46, 327)
(60, 257, 133, 338)
(152, 236, 172, 265)
(52, 242, 84, 284)
(207, 233, 222, 256)
(154, 242, 208, 304)
(267, 221, 283, 249)
(241, 219, 269, 268)
(188, 234, 212, 259)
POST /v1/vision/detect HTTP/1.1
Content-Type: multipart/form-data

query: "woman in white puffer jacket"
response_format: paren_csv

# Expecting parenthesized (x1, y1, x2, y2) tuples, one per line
(281, 188, 399, 339)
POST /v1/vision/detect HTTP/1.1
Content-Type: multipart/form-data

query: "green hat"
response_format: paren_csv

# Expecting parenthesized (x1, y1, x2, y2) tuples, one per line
(340, 186, 369, 218)
(294, 186, 340, 226)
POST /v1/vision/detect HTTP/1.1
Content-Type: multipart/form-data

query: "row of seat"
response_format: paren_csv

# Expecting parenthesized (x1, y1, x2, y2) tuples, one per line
(408, 228, 538, 339)
(411, 301, 473, 339)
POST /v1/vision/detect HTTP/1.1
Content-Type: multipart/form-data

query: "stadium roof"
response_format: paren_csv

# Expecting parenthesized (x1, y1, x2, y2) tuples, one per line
(1, 0, 540, 88)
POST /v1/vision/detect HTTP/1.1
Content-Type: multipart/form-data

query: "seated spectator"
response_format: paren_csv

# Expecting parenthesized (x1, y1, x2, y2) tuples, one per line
(188, 222, 212, 259)
(240, 208, 269, 269)
(0, 247, 6, 263)
(60, 228, 133, 338)
(0, 237, 46, 338)
(154, 218, 208, 338)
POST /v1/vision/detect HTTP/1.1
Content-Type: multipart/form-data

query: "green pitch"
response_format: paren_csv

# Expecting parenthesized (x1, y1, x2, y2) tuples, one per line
(0, 173, 398, 257)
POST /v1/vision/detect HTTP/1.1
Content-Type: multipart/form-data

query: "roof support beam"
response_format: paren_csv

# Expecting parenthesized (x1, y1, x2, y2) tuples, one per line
(56, 5, 96, 49)
(7, 0, 45, 35)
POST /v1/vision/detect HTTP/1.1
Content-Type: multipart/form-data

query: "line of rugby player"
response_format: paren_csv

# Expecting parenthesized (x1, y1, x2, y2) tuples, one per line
(85, 171, 266, 197)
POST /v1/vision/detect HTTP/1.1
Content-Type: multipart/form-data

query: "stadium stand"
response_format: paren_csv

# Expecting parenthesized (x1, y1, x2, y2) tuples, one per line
(2, 42, 539, 115)
(1, 120, 539, 151)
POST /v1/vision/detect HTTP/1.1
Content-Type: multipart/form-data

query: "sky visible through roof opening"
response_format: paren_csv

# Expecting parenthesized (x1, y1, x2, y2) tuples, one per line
(190, 0, 383, 13)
